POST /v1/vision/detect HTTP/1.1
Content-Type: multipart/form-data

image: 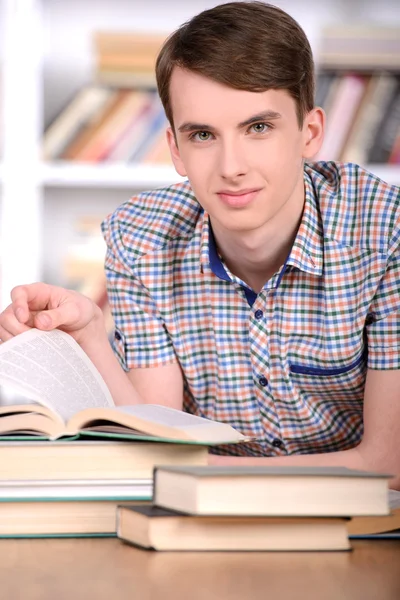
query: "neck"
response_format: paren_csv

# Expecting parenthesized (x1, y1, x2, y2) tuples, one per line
(211, 188, 305, 293)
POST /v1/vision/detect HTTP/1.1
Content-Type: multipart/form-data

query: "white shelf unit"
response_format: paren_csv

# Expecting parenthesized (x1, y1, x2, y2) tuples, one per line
(40, 162, 184, 189)
(0, 0, 400, 308)
(39, 162, 400, 189)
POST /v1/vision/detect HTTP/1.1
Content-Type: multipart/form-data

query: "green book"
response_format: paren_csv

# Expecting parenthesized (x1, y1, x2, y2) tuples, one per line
(0, 479, 151, 538)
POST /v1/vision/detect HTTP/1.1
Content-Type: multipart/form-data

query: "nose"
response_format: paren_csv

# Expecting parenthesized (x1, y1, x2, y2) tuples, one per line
(218, 138, 248, 180)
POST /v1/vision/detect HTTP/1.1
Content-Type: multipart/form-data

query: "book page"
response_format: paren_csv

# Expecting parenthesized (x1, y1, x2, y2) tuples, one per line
(0, 329, 114, 421)
(114, 404, 248, 443)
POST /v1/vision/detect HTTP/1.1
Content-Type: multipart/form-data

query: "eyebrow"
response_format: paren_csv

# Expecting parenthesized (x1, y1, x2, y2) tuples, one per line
(177, 110, 282, 134)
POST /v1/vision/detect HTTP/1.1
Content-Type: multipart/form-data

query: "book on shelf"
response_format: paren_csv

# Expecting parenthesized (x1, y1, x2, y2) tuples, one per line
(62, 88, 147, 162)
(79, 89, 151, 162)
(141, 125, 171, 165)
(367, 77, 400, 164)
(389, 132, 400, 165)
(314, 71, 337, 109)
(106, 91, 166, 163)
(318, 26, 400, 69)
(340, 72, 399, 164)
(316, 72, 341, 119)
(43, 85, 114, 161)
(128, 102, 168, 162)
(93, 31, 167, 87)
(315, 69, 400, 164)
(152, 465, 390, 517)
(93, 31, 166, 59)
(0, 328, 247, 445)
(59, 88, 123, 160)
(347, 489, 400, 538)
(63, 214, 106, 281)
(116, 504, 350, 552)
(44, 85, 172, 165)
(0, 479, 151, 537)
(317, 73, 369, 161)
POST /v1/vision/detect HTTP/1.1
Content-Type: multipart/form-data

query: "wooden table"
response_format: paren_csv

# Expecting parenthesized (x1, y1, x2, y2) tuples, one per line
(1, 538, 399, 600)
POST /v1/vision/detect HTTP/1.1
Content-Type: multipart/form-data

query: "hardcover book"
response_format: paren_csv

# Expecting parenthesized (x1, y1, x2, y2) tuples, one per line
(116, 504, 351, 552)
(0, 329, 247, 446)
(153, 465, 390, 517)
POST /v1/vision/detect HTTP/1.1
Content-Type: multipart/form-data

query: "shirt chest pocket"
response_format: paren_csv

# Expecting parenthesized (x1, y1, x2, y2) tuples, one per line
(288, 352, 367, 402)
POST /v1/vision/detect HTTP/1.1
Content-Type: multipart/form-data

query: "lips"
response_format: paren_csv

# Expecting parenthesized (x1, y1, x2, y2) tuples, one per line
(217, 188, 261, 208)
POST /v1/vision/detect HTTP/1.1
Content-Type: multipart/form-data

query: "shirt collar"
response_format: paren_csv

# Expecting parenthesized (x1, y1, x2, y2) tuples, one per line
(200, 213, 231, 280)
(287, 169, 324, 277)
(199, 167, 324, 280)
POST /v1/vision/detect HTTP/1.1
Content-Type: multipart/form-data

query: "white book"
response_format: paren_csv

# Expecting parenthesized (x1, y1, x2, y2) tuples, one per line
(0, 329, 248, 444)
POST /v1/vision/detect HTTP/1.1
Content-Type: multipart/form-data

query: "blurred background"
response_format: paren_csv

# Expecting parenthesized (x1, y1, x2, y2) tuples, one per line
(0, 0, 399, 330)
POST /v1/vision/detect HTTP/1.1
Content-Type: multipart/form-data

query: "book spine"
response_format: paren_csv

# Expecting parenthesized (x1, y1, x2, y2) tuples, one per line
(317, 74, 368, 160)
(60, 89, 123, 160)
(368, 79, 400, 163)
(341, 73, 399, 164)
(43, 86, 113, 160)
(105, 91, 157, 162)
(128, 105, 168, 163)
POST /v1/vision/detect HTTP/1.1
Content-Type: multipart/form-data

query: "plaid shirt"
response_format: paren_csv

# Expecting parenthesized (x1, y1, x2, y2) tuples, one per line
(102, 162, 400, 457)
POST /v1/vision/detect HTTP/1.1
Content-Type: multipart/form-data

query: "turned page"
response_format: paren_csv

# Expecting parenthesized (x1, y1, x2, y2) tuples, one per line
(0, 329, 114, 421)
(88, 404, 249, 443)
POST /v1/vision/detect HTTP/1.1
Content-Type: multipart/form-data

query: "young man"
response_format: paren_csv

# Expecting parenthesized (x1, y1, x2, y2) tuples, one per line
(0, 2, 399, 483)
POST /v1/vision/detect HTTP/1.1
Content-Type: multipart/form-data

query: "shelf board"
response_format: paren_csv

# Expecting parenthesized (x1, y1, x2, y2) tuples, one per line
(40, 162, 185, 188)
(0, 163, 398, 188)
(365, 165, 400, 186)
(37, 162, 400, 188)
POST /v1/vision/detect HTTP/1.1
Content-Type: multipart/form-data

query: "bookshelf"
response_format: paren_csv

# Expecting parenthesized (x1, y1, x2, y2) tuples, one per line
(0, 0, 400, 309)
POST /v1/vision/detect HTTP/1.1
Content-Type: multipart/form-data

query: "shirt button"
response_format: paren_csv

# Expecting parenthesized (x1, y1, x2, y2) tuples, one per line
(254, 309, 263, 320)
(114, 330, 122, 341)
(272, 439, 283, 448)
(258, 376, 268, 387)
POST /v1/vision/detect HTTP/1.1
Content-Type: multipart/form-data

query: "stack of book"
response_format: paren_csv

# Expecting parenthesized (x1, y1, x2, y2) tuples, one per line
(316, 70, 400, 164)
(43, 32, 171, 165)
(117, 465, 393, 552)
(93, 32, 167, 88)
(318, 26, 400, 70)
(0, 329, 247, 537)
(43, 85, 171, 164)
(348, 488, 400, 539)
(315, 26, 400, 164)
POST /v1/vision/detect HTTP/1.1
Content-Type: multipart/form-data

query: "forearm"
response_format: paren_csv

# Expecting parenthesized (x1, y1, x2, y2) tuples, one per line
(78, 313, 143, 407)
(210, 445, 400, 489)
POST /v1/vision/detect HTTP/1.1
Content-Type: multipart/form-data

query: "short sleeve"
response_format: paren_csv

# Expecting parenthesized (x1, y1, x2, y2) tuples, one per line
(367, 251, 400, 369)
(102, 217, 178, 371)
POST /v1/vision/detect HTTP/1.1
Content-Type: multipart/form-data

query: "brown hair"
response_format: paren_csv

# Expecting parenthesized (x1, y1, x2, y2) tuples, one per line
(156, 1, 315, 130)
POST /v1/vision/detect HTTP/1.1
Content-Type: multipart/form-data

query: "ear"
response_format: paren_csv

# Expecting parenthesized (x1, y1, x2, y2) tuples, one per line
(302, 107, 325, 159)
(166, 127, 187, 177)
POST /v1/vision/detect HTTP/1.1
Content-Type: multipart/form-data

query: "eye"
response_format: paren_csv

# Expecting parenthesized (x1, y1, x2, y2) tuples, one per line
(249, 122, 270, 134)
(190, 131, 213, 142)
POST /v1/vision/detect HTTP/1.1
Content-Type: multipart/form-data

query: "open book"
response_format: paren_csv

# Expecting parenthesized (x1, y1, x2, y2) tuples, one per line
(0, 329, 248, 445)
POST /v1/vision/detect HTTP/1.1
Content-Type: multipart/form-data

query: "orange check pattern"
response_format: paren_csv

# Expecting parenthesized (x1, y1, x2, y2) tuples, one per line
(102, 162, 400, 457)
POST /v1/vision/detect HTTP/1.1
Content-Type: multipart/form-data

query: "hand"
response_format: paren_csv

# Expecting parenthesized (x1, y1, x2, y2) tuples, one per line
(0, 283, 104, 346)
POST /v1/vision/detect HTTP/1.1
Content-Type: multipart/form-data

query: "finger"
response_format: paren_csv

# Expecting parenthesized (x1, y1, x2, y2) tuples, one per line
(10, 283, 57, 322)
(0, 310, 32, 340)
(33, 302, 81, 331)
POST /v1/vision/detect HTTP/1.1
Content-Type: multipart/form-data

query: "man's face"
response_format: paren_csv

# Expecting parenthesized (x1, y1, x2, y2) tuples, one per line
(167, 67, 323, 240)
